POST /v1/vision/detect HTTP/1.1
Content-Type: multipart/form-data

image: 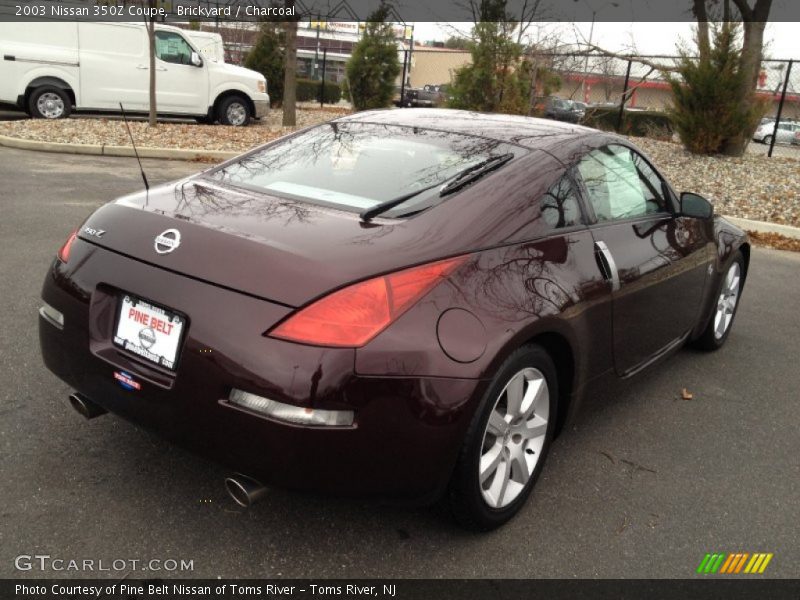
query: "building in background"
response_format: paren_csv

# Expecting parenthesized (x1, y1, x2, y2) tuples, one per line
(190, 20, 411, 86)
(297, 21, 412, 84)
(407, 46, 471, 88)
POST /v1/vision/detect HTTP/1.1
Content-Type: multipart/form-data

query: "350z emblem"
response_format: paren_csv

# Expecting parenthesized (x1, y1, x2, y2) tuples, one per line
(154, 229, 181, 254)
(83, 226, 105, 238)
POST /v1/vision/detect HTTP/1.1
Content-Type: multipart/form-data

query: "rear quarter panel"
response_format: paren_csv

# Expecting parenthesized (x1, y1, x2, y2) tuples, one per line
(355, 230, 613, 386)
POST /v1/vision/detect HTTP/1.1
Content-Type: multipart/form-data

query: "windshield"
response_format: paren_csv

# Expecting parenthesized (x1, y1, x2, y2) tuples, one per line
(207, 123, 518, 215)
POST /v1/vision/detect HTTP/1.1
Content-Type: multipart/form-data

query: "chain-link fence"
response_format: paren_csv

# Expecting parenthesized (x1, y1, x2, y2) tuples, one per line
(527, 52, 799, 158)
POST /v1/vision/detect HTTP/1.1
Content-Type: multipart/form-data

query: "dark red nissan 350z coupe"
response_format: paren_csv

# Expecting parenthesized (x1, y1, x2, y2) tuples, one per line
(39, 109, 749, 529)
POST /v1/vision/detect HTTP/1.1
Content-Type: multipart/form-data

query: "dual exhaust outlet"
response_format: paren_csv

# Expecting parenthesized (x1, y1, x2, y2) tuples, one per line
(68, 392, 268, 507)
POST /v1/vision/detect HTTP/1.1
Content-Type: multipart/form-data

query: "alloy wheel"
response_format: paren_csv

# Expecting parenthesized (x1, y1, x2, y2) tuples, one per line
(714, 262, 741, 339)
(479, 367, 549, 508)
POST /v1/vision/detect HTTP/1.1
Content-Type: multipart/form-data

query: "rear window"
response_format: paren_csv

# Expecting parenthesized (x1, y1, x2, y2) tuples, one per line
(207, 123, 518, 216)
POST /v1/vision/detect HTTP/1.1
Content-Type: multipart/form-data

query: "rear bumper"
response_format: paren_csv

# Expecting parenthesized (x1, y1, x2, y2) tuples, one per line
(38, 241, 485, 502)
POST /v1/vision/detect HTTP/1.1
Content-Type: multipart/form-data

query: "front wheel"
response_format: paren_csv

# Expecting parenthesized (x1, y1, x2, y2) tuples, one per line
(29, 86, 72, 120)
(217, 95, 251, 126)
(763, 135, 773, 145)
(447, 345, 557, 530)
(693, 252, 745, 351)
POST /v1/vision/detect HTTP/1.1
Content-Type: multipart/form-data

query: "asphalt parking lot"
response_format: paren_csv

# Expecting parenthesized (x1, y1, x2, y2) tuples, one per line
(1, 146, 799, 579)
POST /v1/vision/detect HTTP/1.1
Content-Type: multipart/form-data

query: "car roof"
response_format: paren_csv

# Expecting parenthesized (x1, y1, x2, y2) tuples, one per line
(335, 108, 605, 152)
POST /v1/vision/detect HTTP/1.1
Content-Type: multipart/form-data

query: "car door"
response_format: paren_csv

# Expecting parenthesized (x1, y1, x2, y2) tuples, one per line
(153, 30, 208, 115)
(574, 144, 712, 376)
(775, 123, 790, 143)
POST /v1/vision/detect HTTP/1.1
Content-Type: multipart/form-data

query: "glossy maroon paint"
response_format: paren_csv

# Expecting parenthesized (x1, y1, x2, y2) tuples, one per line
(39, 109, 749, 502)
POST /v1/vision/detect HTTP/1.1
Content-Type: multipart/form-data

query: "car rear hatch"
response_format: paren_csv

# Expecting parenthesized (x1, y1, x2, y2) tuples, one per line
(78, 179, 426, 307)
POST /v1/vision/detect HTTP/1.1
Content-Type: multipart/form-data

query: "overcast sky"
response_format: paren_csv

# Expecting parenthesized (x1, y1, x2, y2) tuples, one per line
(411, 22, 799, 61)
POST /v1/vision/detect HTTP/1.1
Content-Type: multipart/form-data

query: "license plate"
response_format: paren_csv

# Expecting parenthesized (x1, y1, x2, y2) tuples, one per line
(113, 295, 186, 370)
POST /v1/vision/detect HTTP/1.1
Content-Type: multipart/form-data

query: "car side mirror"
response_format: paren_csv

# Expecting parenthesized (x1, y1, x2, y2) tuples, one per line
(191, 52, 203, 67)
(680, 192, 713, 219)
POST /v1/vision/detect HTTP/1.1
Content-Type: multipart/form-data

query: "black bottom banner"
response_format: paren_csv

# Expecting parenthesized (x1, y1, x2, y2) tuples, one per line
(3, 579, 800, 600)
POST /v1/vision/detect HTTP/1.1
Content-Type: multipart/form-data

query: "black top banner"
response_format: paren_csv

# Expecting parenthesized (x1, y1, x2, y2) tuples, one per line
(5, 579, 800, 600)
(1, 0, 799, 22)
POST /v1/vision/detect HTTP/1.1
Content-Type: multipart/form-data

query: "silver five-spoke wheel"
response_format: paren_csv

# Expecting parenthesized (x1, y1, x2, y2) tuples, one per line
(36, 92, 66, 119)
(479, 367, 549, 508)
(714, 262, 741, 340)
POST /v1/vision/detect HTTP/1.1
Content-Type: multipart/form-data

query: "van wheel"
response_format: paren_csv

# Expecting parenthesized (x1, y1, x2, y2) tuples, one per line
(29, 86, 72, 120)
(217, 95, 250, 126)
(447, 344, 557, 530)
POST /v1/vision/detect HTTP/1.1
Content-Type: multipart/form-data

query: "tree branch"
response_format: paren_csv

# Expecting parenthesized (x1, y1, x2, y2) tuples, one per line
(729, 0, 753, 21)
(575, 41, 678, 73)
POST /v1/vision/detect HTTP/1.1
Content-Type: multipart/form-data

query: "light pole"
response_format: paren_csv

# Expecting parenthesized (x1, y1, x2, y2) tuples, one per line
(574, 0, 618, 103)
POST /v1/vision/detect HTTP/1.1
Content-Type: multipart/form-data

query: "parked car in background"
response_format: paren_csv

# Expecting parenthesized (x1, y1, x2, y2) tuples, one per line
(0, 22, 268, 125)
(753, 120, 800, 145)
(40, 109, 749, 530)
(572, 101, 588, 114)
(543, 97, 584, 123)
(423, 84, 451, 104)
(395, 84, 449, 108)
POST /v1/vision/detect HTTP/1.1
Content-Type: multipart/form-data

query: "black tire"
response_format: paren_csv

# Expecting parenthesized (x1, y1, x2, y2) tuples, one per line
(447, 344, 558, 531)
(692, 251, 745, 351)
(28, 86, 72, 120)
(763, 135, 773, 145)
(216, 95, 251, 126)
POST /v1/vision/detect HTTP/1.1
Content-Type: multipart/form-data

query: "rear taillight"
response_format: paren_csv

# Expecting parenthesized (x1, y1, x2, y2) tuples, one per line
(268, 256, 468, 347)
(57, 229, 78, 263)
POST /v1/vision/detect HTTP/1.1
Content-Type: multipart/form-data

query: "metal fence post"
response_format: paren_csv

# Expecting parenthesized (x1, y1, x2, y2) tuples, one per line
(768, 59, 793, 158)
(400, 49, 409, 106)
(616, 59, 632, 133)
(319, 48, 327, 107)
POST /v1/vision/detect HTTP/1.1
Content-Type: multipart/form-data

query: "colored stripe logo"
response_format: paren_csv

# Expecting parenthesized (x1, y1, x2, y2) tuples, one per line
(697, 552, 773, 574)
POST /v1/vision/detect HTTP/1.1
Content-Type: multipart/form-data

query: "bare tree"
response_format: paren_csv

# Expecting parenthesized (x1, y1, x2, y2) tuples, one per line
(146, 0, 157, 127)
(575, 0, 773, 156)
(282, 2, 298, 127)
(726, 0, 772, 154)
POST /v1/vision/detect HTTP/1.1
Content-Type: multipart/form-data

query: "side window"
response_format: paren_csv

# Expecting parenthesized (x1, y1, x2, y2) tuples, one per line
(540, 174, 583, 229)
(155, 31, 193, 65)
(630, 149, 669, 214)
(576, 145, 668, 222)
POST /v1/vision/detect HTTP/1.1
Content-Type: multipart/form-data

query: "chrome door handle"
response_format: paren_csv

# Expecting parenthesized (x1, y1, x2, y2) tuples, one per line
(156, 66, 167, 71)
(595, 240, 621, 292)
(136, 65, 147, 69)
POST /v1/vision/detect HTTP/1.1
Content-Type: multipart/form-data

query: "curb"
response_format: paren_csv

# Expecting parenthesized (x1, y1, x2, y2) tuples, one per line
(3, 132, 800, 240)
(724, 216, 800, 240)
(0, 133, 238, 161)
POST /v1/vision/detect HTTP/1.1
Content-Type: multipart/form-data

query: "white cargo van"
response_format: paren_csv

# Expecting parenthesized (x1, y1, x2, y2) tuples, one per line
(185, 30, 226, 64)
(0, 22, 269, 125)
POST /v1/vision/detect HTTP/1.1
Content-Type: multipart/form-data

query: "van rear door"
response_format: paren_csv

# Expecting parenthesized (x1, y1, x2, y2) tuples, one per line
(78, 23, 148, 111)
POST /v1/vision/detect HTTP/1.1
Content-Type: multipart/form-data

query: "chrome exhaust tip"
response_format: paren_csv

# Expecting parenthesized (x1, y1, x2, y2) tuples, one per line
(68, 393, 107, 420)
(224, 474, 267, 508)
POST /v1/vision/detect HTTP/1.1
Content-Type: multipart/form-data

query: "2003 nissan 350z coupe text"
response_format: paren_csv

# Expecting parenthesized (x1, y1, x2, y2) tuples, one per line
(39, 109, 749, 529)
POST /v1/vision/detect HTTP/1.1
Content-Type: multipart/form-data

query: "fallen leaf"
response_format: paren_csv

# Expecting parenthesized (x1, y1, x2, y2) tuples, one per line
(681, 388, 693, 400)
